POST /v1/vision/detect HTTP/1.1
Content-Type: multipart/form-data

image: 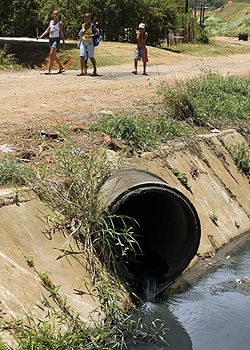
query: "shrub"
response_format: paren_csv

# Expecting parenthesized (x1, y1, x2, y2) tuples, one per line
(157, 70, 250, 141)
(0, 157, 34, 187)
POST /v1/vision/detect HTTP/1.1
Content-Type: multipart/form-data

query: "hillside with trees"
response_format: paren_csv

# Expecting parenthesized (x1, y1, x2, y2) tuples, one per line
(204, 1, 250, 36)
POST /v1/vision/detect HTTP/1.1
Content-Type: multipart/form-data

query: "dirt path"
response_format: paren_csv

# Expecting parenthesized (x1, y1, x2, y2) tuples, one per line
(1, 38, 250, 136)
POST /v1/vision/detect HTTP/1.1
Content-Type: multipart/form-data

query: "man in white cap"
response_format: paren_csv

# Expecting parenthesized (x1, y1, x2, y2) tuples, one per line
(132, 22, 149, 75)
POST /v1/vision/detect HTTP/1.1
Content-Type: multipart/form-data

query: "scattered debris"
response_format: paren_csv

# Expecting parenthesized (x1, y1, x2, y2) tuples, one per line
(210, 128, 220, 133)
(0, 144, 14, 153)
(40, 131, 59, 139)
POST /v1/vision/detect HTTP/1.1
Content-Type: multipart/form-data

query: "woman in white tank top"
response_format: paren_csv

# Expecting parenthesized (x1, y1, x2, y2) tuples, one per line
(37, 10, 66, 74)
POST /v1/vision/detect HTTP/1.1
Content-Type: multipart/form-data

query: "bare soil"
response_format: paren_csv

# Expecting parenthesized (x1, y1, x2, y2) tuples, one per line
(0, 36, 250, 160)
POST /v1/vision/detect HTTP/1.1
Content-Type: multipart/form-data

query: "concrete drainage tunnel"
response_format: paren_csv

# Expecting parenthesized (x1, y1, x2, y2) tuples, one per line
(101, 168, 201, 295)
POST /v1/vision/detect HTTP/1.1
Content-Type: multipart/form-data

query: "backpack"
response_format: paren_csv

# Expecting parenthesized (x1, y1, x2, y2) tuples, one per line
(91, 23, 101, 47)
(78, 24, 101, 47)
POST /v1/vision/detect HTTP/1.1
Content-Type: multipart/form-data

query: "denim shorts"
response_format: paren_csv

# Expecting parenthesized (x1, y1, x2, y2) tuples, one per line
(134, 46, 147, 62)
(49, 37, 60, 49)
(80, 40, 95, 58)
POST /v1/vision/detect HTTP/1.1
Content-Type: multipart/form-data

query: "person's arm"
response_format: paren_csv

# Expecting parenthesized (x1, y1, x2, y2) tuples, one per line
(59, 22, 65, 44)
(136, 30, 140, 42)
(37, 22, 50, 39)
(92, 24, 98, 37)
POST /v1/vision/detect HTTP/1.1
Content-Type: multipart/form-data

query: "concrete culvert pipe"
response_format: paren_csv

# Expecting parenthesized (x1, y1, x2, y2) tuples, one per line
(101, 168, 201, 287)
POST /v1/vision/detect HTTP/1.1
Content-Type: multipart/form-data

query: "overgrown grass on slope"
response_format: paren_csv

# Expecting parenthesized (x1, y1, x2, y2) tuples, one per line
(157, 70, 250, 138)
(205, 2, 250, 36)
(1, 129, 169, 349)
(0, 157, 34, 187)
(93, 70, 250, 147)
(93, 70, 250, 175)
(91, 113, 192, 151)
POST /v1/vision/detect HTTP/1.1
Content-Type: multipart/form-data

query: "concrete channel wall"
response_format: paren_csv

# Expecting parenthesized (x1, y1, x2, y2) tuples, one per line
(0, 129, 249, 330)
(129, 129, 250, 264)
(0, 190, 97, 323)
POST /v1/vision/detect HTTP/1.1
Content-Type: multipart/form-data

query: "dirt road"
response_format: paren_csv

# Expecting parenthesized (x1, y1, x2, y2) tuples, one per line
(1, 37, 250, 135)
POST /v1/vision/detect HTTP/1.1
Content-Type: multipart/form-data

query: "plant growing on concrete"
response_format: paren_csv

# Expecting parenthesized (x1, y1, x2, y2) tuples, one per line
(201, 156, 210, 167)
(209, 213, 219, 225)
(171, 168, 192, 192)
(2, 256, 168, 349)
(227, 142, 250, 178)
(16, 128, 166, 348)
(0, 339, 8, 350)
(33, 133, 140, 279)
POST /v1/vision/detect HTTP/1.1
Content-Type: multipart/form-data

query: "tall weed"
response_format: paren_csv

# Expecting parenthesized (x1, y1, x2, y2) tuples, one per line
(0, 157, 34, 187)
(91, 113, 190, 151)
(228, 142, 250, 177)
(157, 70, 250, 141)
(0, 43, 17, 69)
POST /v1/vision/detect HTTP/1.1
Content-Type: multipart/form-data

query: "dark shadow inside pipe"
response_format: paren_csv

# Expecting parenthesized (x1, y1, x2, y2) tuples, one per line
(113, 187, 200, 285)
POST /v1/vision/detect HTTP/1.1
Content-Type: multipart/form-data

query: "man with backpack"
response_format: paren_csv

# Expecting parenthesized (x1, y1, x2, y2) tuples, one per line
(77, 13, 98, 76)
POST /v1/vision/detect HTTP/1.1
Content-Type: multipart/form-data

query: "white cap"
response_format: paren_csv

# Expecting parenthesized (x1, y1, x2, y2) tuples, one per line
(138, 23, 145, 29)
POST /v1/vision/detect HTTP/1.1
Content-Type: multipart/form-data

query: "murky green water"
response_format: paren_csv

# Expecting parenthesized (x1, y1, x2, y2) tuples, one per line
(128, 234, 250, 349)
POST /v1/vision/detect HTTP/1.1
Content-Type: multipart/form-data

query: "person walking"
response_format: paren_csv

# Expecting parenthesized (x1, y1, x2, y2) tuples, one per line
(132, 23, 149, 75)
(37, 10, 65, 74)
(77, 13, 98, 76)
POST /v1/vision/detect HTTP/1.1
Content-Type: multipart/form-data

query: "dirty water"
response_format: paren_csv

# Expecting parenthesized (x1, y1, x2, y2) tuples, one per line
(127, 231, 250, 349)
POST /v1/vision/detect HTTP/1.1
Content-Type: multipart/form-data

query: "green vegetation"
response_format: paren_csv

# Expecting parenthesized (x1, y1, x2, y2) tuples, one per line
(0, 340, 7, 350)
(205, 2, 250, 36)
(1, 34, 250, 71)
(0, 64, 249, 348)
(162, 37, 250, 56)
(1, 3, 250, 343)
(0, 157, 34, 187)
(91, 113, 189, 151)
(0, 0, 184, 45)
(227, 142, 250, 178)
(209, 213, 219, 225)
(157, 70, 250, 143)
(33, 130, 139, 277)
(1, 128, 170, 348)
(5, 267, 135, 349)
(0, 43, 17, 69)
(171, 168, 192, 192)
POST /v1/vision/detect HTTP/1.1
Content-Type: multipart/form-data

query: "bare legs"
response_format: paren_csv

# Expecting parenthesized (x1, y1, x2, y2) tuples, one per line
(78, 56, 97, 76)
(133, 59, 138, 74)
(48, 47, 63, 73)
(79, 56, 85, 75)
(90, 57, 97, 75)
(133, 59, 147, 75)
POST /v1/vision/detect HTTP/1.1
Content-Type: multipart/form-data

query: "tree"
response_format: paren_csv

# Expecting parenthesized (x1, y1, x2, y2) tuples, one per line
(0, 0, 186, 45)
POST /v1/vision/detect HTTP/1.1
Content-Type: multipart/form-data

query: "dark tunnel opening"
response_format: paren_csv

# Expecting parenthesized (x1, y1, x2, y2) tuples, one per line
(101, 168, 201, 288)
(114, 188, 200, 284)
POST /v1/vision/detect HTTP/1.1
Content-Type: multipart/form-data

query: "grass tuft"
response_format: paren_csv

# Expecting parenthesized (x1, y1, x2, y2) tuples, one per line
(0, 157, 35, 187)
(91, 113, 190, 151)
(157, 69, 250, 141)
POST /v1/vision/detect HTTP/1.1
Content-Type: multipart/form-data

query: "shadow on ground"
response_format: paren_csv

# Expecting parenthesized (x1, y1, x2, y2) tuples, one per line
(0, 40, 77, 68)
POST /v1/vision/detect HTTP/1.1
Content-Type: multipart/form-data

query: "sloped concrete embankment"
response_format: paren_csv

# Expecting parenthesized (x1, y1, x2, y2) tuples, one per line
(0, 129, 249, 330)
(129, 129, 250, 265)
(0, 189, 97, 324)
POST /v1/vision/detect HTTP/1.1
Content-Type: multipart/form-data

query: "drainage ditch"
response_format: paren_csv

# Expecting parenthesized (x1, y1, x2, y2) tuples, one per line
(101, 168, 201, 295)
